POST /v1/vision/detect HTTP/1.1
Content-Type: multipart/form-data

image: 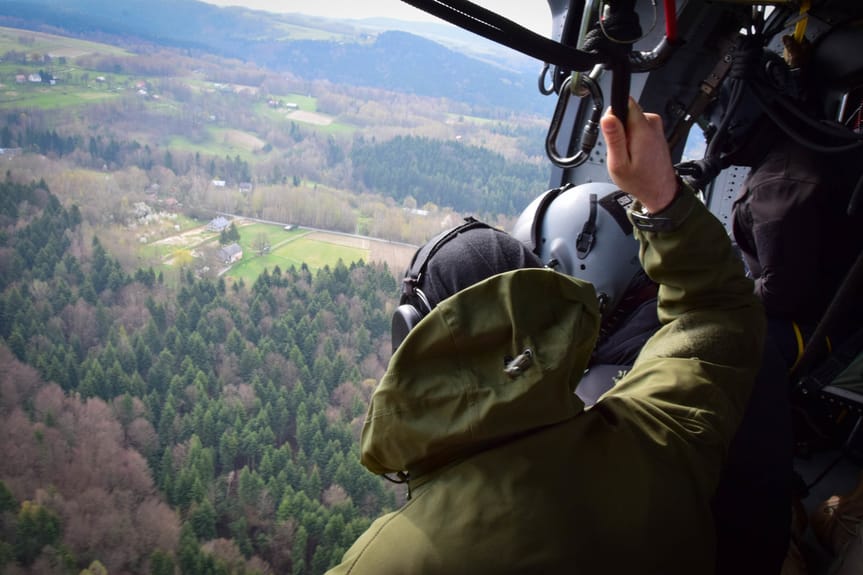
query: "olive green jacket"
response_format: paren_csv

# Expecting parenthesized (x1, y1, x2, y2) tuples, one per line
(327, 192, 765, 575)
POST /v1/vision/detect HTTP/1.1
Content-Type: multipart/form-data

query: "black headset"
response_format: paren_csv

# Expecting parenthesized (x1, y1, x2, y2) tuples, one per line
(391, 217, 493, 352)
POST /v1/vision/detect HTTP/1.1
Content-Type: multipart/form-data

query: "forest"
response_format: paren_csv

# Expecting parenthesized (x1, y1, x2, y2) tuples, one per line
(2, 115, 548, 220)
(0, 178, 404, 574)
(0, 11, 557, 574)
(351, 134, 549, 216)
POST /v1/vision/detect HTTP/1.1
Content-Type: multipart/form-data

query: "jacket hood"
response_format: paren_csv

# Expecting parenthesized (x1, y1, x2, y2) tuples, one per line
(361, 268, 600, 476)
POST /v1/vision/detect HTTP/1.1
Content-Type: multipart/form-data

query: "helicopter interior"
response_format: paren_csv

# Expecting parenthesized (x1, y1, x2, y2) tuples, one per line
(402, 0, 863, 571)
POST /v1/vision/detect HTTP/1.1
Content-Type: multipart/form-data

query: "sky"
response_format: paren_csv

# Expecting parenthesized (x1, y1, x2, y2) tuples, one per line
(201, 1, 553, 36)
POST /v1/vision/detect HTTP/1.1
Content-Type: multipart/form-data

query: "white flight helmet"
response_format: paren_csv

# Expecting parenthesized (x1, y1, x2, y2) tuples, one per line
(511, 181, 642, 317)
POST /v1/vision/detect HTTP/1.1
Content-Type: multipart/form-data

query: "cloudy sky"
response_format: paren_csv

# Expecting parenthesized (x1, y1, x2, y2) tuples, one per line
(201, 1, 553, 35)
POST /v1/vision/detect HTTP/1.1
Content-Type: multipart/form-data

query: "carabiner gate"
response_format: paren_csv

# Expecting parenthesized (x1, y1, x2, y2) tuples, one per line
(545, 73, 605, 169)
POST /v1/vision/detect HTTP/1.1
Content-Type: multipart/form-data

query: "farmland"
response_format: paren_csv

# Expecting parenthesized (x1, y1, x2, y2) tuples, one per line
(142, 215, 415, 286)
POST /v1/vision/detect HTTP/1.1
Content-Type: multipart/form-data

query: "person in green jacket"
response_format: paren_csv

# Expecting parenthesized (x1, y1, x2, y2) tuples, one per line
(326, 99, 765, 575)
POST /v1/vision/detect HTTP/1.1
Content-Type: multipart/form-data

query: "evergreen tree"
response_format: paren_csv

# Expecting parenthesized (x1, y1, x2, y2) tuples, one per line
(14, 501, 61, 566)
(0, 480, 16, 514)
(189, 499, 217, 541)
(291, 525, 308, 575)
(150, 550, 175, 575)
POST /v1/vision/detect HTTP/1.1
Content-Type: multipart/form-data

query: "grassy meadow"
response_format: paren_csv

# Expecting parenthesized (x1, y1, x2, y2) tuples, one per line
(228, 224, 368, 284)
(0, 27, 129, 57)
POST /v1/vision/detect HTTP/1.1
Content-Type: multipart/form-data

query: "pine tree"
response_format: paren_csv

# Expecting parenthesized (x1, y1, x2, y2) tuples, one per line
(14, 501, 61, 566)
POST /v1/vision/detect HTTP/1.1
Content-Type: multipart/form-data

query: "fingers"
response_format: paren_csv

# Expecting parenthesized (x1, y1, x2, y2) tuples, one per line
(624, 97, 646, 131)
(643, 112, 663, 134)
(600, 99, 678, 213)
(601, 99, 648, 186)
(600, 109, 627, 175)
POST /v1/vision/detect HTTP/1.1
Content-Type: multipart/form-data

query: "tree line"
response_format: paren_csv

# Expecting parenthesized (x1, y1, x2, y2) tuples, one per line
(1, 116, 255, 188)
(351, 134, 549, 217)
(0, 177, 403, 574)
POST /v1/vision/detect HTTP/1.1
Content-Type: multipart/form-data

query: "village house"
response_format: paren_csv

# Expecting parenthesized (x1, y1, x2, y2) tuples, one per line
(206, 216, 231, 232)
(218, 243, 243, 265)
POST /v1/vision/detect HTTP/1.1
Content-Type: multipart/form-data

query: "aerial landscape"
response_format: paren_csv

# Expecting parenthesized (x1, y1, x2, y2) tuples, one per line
(0, 1, 556, 573)
(9, 1, 862, 574)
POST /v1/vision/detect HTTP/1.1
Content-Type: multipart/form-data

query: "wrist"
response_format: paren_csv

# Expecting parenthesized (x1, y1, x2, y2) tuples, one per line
(629, 177, 697, 232)
(638, 173, 682, 215)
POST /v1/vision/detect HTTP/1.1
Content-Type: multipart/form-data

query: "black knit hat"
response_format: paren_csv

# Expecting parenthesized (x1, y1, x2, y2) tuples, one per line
(415, 223, 544, 308)
(392, 219, 544, 352)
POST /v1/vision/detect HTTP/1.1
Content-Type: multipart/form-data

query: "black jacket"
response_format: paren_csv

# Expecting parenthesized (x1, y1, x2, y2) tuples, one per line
(732, 139, 862, 326)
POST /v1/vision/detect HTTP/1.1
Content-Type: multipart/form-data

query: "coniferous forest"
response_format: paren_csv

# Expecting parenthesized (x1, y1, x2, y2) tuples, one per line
(0, 3, 557, 572)
(351, 135, 549, 216)
(0, 177, 402, 574)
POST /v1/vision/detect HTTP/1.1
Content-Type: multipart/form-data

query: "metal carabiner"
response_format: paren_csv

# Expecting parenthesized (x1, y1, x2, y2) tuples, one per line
(538, 63, 556, 96)
(545, 73, 605, 169)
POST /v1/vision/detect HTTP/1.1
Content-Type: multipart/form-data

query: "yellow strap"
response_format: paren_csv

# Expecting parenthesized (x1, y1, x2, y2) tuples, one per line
(794, 0, 811, 43)
(788, 323, 833, 374)
(789, 321, 805, 374)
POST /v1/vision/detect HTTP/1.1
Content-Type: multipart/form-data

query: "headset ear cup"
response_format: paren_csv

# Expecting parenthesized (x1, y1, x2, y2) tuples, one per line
(391, 304, 425, 352)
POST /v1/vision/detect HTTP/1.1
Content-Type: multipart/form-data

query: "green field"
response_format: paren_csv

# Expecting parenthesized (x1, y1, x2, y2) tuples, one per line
(227, 225, 367, 284)
(271, 23, 351, 42)
(266, 92, 319, 111)
(167, 127, 265, 160)
(255, 100, 355, 135)
(0, 85, 118, 109)
(0, 26, 129, 57)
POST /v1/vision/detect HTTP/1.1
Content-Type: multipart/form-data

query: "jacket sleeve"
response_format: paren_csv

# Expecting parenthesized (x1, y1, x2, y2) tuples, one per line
(602, 187, 765, 487)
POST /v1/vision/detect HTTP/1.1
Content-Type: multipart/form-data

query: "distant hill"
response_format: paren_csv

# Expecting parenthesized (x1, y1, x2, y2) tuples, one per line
(356, 17, 541, 75)
(0, 0, 554, 114)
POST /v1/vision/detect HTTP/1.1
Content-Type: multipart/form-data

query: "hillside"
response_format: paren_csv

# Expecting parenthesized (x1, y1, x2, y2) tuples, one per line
(0, 22, 555, 276)
(0, 1, 570, 572)
(0, 1, 573, 571)
(0, 0, 555, 114)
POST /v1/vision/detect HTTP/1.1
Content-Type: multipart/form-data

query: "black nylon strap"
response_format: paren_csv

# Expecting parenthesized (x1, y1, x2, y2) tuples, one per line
(402, 217, 491, 299)
(576, 193, 598, 259)
(400, 0, 605, 71)
(530, 183, 573, 255)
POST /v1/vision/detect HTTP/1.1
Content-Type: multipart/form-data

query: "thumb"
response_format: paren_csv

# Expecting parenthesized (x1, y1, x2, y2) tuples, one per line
(600, 108, 628, 172)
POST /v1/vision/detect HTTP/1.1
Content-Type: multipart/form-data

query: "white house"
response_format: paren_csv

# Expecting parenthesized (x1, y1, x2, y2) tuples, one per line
(218, 243, 243, 264)
(206, 216, 231, 232)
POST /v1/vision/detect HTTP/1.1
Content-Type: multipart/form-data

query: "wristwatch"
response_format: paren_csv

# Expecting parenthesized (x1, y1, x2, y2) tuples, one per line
(628, 177, 697, 233)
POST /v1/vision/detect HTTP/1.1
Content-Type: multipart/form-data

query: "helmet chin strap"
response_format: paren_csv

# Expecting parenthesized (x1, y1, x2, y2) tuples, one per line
(576, 193, 598, 259)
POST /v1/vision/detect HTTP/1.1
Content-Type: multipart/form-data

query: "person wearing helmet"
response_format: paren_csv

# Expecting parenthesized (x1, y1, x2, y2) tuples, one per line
(516, 176, 793, 575)
(511, 181, 660, 405)
(326, 99, 764, 575)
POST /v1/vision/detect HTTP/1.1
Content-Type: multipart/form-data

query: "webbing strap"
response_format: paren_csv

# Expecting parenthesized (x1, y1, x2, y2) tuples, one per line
(400, 0, 605, 71)
(793, 0, 810, 43)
